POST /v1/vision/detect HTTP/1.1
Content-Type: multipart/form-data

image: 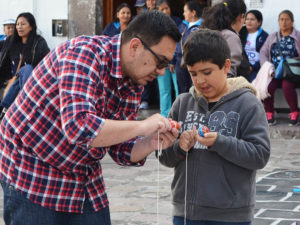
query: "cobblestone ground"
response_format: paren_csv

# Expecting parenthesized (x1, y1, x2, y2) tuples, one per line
(105, 139, 300, 225)
(0, 139, 299, 225)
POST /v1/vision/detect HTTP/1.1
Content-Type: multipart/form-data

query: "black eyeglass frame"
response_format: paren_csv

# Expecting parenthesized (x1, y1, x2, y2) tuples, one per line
(134, 35, 170, 69)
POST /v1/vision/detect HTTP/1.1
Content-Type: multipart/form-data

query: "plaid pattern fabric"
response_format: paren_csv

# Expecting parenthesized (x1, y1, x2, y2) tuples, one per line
(0, 34, 144, 213)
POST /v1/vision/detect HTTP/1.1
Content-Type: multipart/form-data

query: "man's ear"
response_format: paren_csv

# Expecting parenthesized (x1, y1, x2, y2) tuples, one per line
(129, 38, 142, 57)
(224, 59, 231, 75)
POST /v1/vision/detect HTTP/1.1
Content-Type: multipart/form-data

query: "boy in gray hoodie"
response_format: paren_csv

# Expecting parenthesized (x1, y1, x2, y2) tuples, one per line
(159, 29, 270, 225)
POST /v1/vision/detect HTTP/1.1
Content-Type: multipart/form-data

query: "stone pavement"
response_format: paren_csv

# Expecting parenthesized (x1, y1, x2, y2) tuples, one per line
(0, 110, 299, 225)
(103, 138, 300, 225)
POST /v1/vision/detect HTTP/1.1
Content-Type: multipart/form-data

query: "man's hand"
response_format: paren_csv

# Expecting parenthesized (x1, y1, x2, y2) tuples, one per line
(139, 113, 173, 137)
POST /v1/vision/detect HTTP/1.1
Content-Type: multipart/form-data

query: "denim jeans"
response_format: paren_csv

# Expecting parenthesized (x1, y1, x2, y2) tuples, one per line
(1, 64, 33, 108)
(173, 216, 251, 225)
(1, 181, 111, 225)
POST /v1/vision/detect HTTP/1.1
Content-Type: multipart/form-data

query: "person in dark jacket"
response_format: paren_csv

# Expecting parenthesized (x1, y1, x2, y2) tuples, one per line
(102, 3, 131, 37)
(0, 12, 49, 118)
(174, 1, 203, 94)
(240, 10, 268, 82)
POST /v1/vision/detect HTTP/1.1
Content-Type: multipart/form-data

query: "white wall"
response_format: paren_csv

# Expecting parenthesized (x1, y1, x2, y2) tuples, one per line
(245, 0, 300, 34)
(0, 0, 68, 50)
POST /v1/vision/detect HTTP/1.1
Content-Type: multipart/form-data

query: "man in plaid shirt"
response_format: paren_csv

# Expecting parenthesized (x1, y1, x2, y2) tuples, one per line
(0, 11, 181, 225)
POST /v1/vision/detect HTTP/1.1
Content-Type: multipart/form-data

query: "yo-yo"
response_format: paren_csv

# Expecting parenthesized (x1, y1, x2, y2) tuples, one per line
(198, 124, 210, 137)
(169, 119, 180, 130)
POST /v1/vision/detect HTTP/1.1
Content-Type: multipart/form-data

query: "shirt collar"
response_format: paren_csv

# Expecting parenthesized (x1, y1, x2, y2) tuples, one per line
(188, 18, 202, 28)
(113, 21, 120, 29)
(110, 34, 122, 79)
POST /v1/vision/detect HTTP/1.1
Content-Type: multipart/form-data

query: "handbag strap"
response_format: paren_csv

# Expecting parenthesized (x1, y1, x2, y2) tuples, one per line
(15, 54, 23, 76)
(276, 33, 284, 59)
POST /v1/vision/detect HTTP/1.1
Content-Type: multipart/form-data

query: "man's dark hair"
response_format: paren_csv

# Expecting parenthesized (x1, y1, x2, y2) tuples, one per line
(202, 0, 246, 30)
(122, 10, 181, 46)
(182, 29, 231, 69)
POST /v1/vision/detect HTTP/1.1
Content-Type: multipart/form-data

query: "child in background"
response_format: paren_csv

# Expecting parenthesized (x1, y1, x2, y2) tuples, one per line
(159, 29, 270, 225)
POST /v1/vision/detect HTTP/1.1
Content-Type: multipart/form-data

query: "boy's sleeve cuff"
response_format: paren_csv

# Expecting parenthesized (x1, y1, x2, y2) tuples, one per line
(174, 141, 189, 159)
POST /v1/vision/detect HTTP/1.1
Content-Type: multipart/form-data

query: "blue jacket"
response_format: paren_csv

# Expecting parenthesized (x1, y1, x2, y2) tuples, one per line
(171, 15, 182, 27)
(174, 19, 202, 65)
(102, 22, 121, 37)
(240, 26, 269, 72)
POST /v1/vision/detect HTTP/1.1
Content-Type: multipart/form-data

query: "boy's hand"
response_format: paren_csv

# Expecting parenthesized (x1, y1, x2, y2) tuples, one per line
(196, 132, 218, 147)
(179, 129, 197, 152)
(148, 128, 179, 150)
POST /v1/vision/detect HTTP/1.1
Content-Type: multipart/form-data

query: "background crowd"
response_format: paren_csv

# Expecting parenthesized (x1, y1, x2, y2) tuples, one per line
(100, 0, 300, 126)
(0, 0, 299, 125)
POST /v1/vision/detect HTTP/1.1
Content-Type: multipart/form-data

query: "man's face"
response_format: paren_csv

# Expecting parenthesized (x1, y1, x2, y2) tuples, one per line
(122, 35, 176, 86)
(187, 60, 230, 102)
(3, 24, 15, 36)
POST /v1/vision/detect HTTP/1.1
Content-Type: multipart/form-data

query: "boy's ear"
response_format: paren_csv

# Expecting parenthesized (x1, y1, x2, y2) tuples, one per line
(223, 59, 231, 75)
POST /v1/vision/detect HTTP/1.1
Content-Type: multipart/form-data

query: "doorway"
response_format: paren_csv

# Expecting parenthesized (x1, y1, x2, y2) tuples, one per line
(102, 0, 211, 31)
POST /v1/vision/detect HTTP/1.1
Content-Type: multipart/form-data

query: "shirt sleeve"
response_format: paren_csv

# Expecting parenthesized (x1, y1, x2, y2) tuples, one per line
(58, 43, 106, 147)
(108, 138, 146, 167)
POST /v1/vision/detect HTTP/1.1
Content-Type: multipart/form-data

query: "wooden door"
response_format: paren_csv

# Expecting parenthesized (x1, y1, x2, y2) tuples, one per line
(102, 0, 211, 29)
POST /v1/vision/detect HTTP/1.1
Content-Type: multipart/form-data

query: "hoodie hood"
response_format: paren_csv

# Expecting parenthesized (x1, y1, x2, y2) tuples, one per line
(189, 76, 257, 102)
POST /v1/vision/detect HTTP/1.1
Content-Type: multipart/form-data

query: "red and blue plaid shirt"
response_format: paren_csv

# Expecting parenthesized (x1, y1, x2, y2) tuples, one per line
(0, 34, 144, 213)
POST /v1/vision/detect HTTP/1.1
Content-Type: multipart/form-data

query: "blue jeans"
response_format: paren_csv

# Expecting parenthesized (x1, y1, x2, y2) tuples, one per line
(173, 216, 251, 225)
(1, 64, 33, 108)
(157, 68, 179, 117)
(1, 181, 111, 225)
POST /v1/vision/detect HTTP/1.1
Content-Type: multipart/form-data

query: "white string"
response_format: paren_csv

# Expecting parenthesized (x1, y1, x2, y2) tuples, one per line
(157, 131, 163, 225)
(157, 130, 188, 225)
(184, 151, 188, 225)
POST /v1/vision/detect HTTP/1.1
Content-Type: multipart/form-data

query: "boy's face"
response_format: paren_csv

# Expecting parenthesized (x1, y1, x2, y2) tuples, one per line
(187, 60, 231, 102)
(3, 24, 15, 36)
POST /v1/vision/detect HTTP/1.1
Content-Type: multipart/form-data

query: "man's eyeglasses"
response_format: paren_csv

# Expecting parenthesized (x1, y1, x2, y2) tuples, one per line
(134, 35, 170, 69)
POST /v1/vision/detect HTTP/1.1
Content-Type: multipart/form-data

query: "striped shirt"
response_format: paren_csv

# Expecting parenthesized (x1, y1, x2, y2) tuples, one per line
(0, 34, 144, 213)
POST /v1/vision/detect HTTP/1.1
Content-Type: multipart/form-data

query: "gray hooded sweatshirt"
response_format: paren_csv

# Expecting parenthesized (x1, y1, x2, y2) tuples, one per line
(159, 77, 270, 222)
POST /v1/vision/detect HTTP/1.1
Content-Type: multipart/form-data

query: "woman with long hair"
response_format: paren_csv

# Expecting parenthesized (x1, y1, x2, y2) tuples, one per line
(202, 0, 249, 79)
(102, 3, 131, 37)
(0, 12, 49, 118)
